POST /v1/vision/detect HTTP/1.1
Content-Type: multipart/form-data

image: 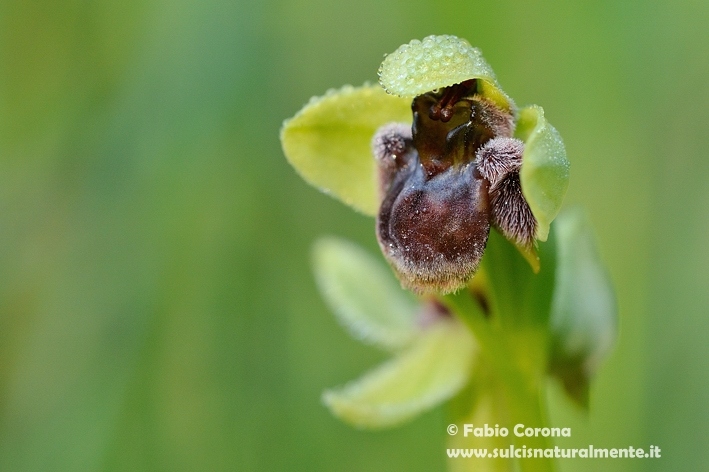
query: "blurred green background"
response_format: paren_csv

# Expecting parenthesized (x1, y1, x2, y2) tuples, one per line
(1, 0, 707, 470)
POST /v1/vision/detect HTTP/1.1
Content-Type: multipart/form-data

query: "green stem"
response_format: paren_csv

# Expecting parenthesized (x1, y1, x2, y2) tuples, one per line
(442, 291, 556, 472)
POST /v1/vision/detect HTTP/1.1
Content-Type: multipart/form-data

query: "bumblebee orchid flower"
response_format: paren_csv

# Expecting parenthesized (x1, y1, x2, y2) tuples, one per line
(281, 35, 569, 294)
(282, 35, 616, 471)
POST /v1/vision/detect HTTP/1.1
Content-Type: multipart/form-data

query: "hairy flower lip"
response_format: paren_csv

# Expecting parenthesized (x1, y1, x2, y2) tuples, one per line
(374, 79, 537, 293)
(376, 157, 491, 295)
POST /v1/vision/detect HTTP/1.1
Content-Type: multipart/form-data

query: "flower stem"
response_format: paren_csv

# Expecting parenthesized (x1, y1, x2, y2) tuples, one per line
(442, 291, 556, 472)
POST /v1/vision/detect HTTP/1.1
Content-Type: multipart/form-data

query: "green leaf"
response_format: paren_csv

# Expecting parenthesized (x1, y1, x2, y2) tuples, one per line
(378, 35, 514, 111)
(548, 208, 617, 408)
(322, 319, 475, 429)
(281, 84, 411, 215)
(312, 237, 419, 351)
(516, 105, 570, 241)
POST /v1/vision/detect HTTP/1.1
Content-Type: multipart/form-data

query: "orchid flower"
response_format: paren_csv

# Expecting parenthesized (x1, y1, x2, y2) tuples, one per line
(281, 35, 616, 471)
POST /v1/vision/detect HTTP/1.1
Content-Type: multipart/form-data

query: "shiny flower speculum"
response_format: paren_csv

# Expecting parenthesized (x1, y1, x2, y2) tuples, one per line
(373, 80, 536, 294)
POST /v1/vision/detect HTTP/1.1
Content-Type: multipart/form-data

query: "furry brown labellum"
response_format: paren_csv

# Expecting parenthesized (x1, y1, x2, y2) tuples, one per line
(374, 80, 536, 294)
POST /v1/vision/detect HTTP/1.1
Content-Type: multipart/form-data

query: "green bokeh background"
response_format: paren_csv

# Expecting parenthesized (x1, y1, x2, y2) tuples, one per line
(1, 0, 707, 470)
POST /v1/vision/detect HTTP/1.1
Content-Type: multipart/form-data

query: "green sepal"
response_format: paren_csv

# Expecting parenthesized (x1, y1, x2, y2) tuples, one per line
(281, 84, 411, 215)
(548, 208, 617, 408)
(378, 35, 514, 112)
(312, 237, 418, 351)
(322, 319, 475, 429)
(515, 105, 570, 241)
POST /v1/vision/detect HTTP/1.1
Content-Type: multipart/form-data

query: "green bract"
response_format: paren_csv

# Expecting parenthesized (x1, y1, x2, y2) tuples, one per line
(313, 237, 476, 428)
(549, 209, 617, 407)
